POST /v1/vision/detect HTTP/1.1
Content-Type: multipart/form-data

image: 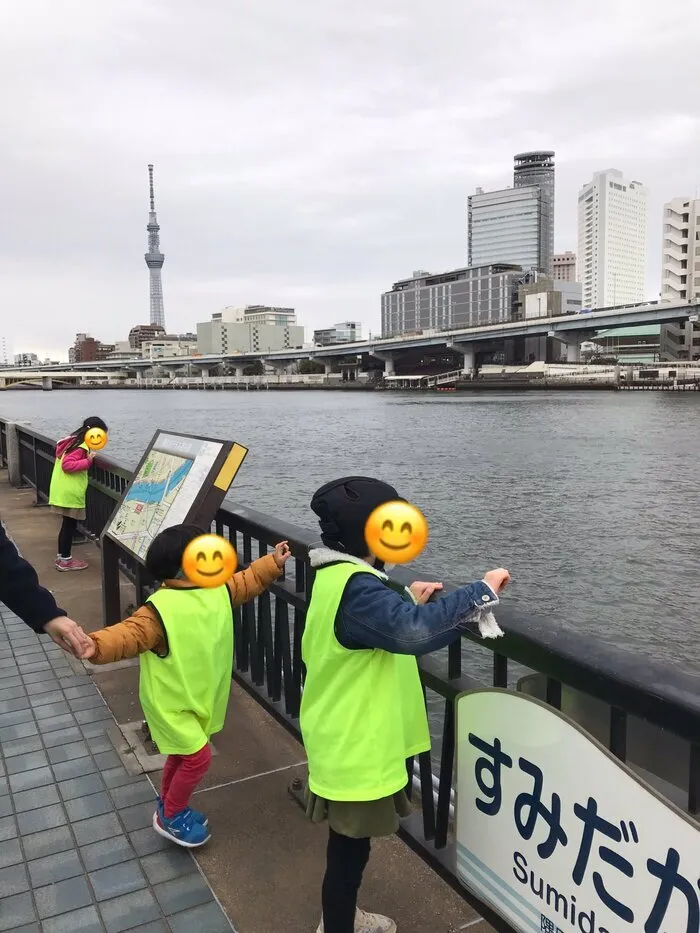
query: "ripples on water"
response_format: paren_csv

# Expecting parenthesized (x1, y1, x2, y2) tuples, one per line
(4, 388, 700, 675)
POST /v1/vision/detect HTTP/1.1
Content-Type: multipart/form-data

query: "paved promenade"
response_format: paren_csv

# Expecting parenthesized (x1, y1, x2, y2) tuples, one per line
(0, 477, 493, 933)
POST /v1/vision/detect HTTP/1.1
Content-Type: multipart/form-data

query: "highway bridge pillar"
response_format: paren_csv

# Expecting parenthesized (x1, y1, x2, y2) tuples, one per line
(314, 357, 334, 375)
(267, 359, 290, 374)
(448, 342, 476, 376)
(41, 376, 52, 391)
(370, 351, 396, 376)
(565, 342, 581, 364)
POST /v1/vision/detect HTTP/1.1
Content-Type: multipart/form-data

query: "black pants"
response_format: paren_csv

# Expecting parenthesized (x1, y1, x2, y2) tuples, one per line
(57, 516, 77, 559)
(322, 828, 371, 933)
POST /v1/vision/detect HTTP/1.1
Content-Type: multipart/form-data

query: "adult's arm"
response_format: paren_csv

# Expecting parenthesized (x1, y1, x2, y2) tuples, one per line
(0, 520, 66, 632)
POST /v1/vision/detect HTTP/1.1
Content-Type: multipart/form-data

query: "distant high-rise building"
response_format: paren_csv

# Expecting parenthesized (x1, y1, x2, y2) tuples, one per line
(381, 264, 524, 337)
(468, 186, 543, 271)
(14, 353, 40, 367)
(313, 322, 362, 346)
(553, 252, 577, 282)
(145, 164, 166, 330)
(129, 323, 166, 349)
(213, 306, 297, 327)
(197, 306, 304, 354)
(68, 333, 114, 364)
(514, 151, 555, 275)
(659, 196, 700, 361)
(577, 169, 648, 309)
(467, 151, 555, 274)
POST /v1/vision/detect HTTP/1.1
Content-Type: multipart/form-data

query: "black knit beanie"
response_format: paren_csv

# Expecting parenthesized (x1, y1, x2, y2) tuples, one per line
(310, 476, 403, 558)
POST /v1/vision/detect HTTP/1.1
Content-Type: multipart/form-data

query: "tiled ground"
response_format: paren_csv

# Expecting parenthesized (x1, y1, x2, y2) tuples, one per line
(0, 604, 237, 933)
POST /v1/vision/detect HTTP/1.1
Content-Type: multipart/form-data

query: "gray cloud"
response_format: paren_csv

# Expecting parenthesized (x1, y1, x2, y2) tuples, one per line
(1, 0, 699, 358)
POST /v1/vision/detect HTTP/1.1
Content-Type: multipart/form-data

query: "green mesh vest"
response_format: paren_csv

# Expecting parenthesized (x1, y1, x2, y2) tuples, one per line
(300, 561, 430, 801)
(140, 585, 234, 756)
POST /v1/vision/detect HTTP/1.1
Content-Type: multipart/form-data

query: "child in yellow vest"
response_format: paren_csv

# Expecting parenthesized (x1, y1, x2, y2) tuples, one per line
(49, 416, 108, 572)
(301, 477, 510, 933)
(81, 522, 291, 847)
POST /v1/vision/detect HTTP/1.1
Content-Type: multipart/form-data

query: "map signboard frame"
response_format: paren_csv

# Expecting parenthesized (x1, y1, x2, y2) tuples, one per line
(101, 429, 248, 623)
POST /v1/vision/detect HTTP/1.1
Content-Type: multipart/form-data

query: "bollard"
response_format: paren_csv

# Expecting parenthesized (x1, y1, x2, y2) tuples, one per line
(6, 422, 25, 487)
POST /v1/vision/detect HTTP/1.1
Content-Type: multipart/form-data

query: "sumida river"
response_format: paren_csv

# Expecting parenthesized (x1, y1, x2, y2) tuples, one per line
(3, 388, 700, 674)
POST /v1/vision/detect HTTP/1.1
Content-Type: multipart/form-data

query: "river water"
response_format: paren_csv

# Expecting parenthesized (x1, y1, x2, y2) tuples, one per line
(3, 388, 700, 675)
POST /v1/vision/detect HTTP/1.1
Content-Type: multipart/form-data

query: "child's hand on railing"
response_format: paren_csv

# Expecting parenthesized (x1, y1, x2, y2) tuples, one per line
(482, 568, 511, 594)
(409, 581, 444, 605)
(273, 541, 291, 569)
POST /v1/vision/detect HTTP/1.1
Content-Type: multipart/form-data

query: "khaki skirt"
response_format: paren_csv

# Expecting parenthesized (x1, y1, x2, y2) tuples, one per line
(305, 788, 412, 839)
(52, 506, 86, 521)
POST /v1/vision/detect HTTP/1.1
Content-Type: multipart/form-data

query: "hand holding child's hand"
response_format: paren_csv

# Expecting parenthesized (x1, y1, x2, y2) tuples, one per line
(409, 581, 444, 605)
(43, 617, 92, 658)
(273, 541, 291, 569)
(482, 568, 511, 595)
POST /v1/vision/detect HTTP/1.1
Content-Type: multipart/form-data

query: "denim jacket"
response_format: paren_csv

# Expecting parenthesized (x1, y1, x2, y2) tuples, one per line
(308, 548, 502, 657)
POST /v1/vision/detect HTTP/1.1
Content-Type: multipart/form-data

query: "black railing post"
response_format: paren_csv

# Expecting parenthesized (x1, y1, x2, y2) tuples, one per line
(609, 707, 627, 761)
(32, 434, 40, 505)
(689, 743, 700, 815)
(101, 535, 122, 625)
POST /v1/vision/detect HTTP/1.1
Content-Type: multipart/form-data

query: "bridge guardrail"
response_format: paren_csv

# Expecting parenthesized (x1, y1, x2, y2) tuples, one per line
(1, 419, 698, 933)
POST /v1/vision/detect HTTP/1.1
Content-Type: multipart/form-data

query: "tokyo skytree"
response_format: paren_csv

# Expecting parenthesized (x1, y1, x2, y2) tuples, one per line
(144, 164, 166, 329)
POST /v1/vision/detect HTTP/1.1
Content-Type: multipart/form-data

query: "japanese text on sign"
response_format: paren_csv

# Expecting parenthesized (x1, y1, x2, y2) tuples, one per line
(455, 690, 700, 933)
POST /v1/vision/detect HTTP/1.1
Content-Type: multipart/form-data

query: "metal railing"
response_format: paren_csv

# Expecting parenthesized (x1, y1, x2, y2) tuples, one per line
(2, 419, 699, 933)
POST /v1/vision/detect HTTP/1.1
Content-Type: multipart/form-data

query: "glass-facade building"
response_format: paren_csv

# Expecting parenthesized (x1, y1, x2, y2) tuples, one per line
(468, 186, 542, 270)
(380, 264, 523, 337)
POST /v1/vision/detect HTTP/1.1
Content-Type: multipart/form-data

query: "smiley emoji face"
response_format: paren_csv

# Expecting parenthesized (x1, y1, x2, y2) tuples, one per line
(84, 427, 107, 451)
(364, 501, 428, 564)
(182, 534, 238, 588)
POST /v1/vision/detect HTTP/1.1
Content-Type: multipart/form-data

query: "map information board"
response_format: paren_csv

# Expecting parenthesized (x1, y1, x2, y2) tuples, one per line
(106, 432, 243, 561)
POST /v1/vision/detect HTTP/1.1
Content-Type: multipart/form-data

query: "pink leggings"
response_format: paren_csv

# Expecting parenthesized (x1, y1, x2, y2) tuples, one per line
(161, 744, 212, 818)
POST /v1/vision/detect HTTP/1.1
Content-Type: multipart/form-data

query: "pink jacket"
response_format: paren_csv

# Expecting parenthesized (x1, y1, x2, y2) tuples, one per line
(56, 436, 92, 474)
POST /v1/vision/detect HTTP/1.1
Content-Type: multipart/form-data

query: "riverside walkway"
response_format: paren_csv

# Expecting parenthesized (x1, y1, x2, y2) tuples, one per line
(2, 419, 699, 933)
(0, 480, 491, 933)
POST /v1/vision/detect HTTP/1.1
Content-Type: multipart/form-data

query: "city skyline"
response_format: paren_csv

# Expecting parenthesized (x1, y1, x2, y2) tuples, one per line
(1, 1, 698, 359)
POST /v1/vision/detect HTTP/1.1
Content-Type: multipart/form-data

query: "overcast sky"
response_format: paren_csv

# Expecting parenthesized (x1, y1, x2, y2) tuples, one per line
(1, 0, 699, 360)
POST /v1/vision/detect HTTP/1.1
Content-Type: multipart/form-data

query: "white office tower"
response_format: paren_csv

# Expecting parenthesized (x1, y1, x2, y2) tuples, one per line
(660, 197, 700, 360)
(577, 169, 648, 309)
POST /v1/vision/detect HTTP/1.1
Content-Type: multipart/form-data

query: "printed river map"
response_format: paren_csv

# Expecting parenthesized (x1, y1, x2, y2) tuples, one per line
(107, 433, 224, 560)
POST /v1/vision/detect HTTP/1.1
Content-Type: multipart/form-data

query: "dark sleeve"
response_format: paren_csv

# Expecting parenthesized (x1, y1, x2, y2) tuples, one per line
(0, 521, 66, 632)
(335, 573, 500, 656)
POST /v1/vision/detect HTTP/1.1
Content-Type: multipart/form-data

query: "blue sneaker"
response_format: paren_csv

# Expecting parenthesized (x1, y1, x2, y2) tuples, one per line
(153, 808, 211, 848)
(156, 796, 208, 827)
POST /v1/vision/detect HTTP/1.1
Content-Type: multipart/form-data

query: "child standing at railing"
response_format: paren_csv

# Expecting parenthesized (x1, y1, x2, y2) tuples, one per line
(48, 415, 108, 572)
(79, 523, 291, 848)
(301, 476, 510, 933)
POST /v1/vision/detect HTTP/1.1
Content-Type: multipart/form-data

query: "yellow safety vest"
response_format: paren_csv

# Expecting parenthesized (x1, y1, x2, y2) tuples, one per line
(300, 561, 430, 801)
(140, 585, 234, 756)
(48, 443, 90, 510)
